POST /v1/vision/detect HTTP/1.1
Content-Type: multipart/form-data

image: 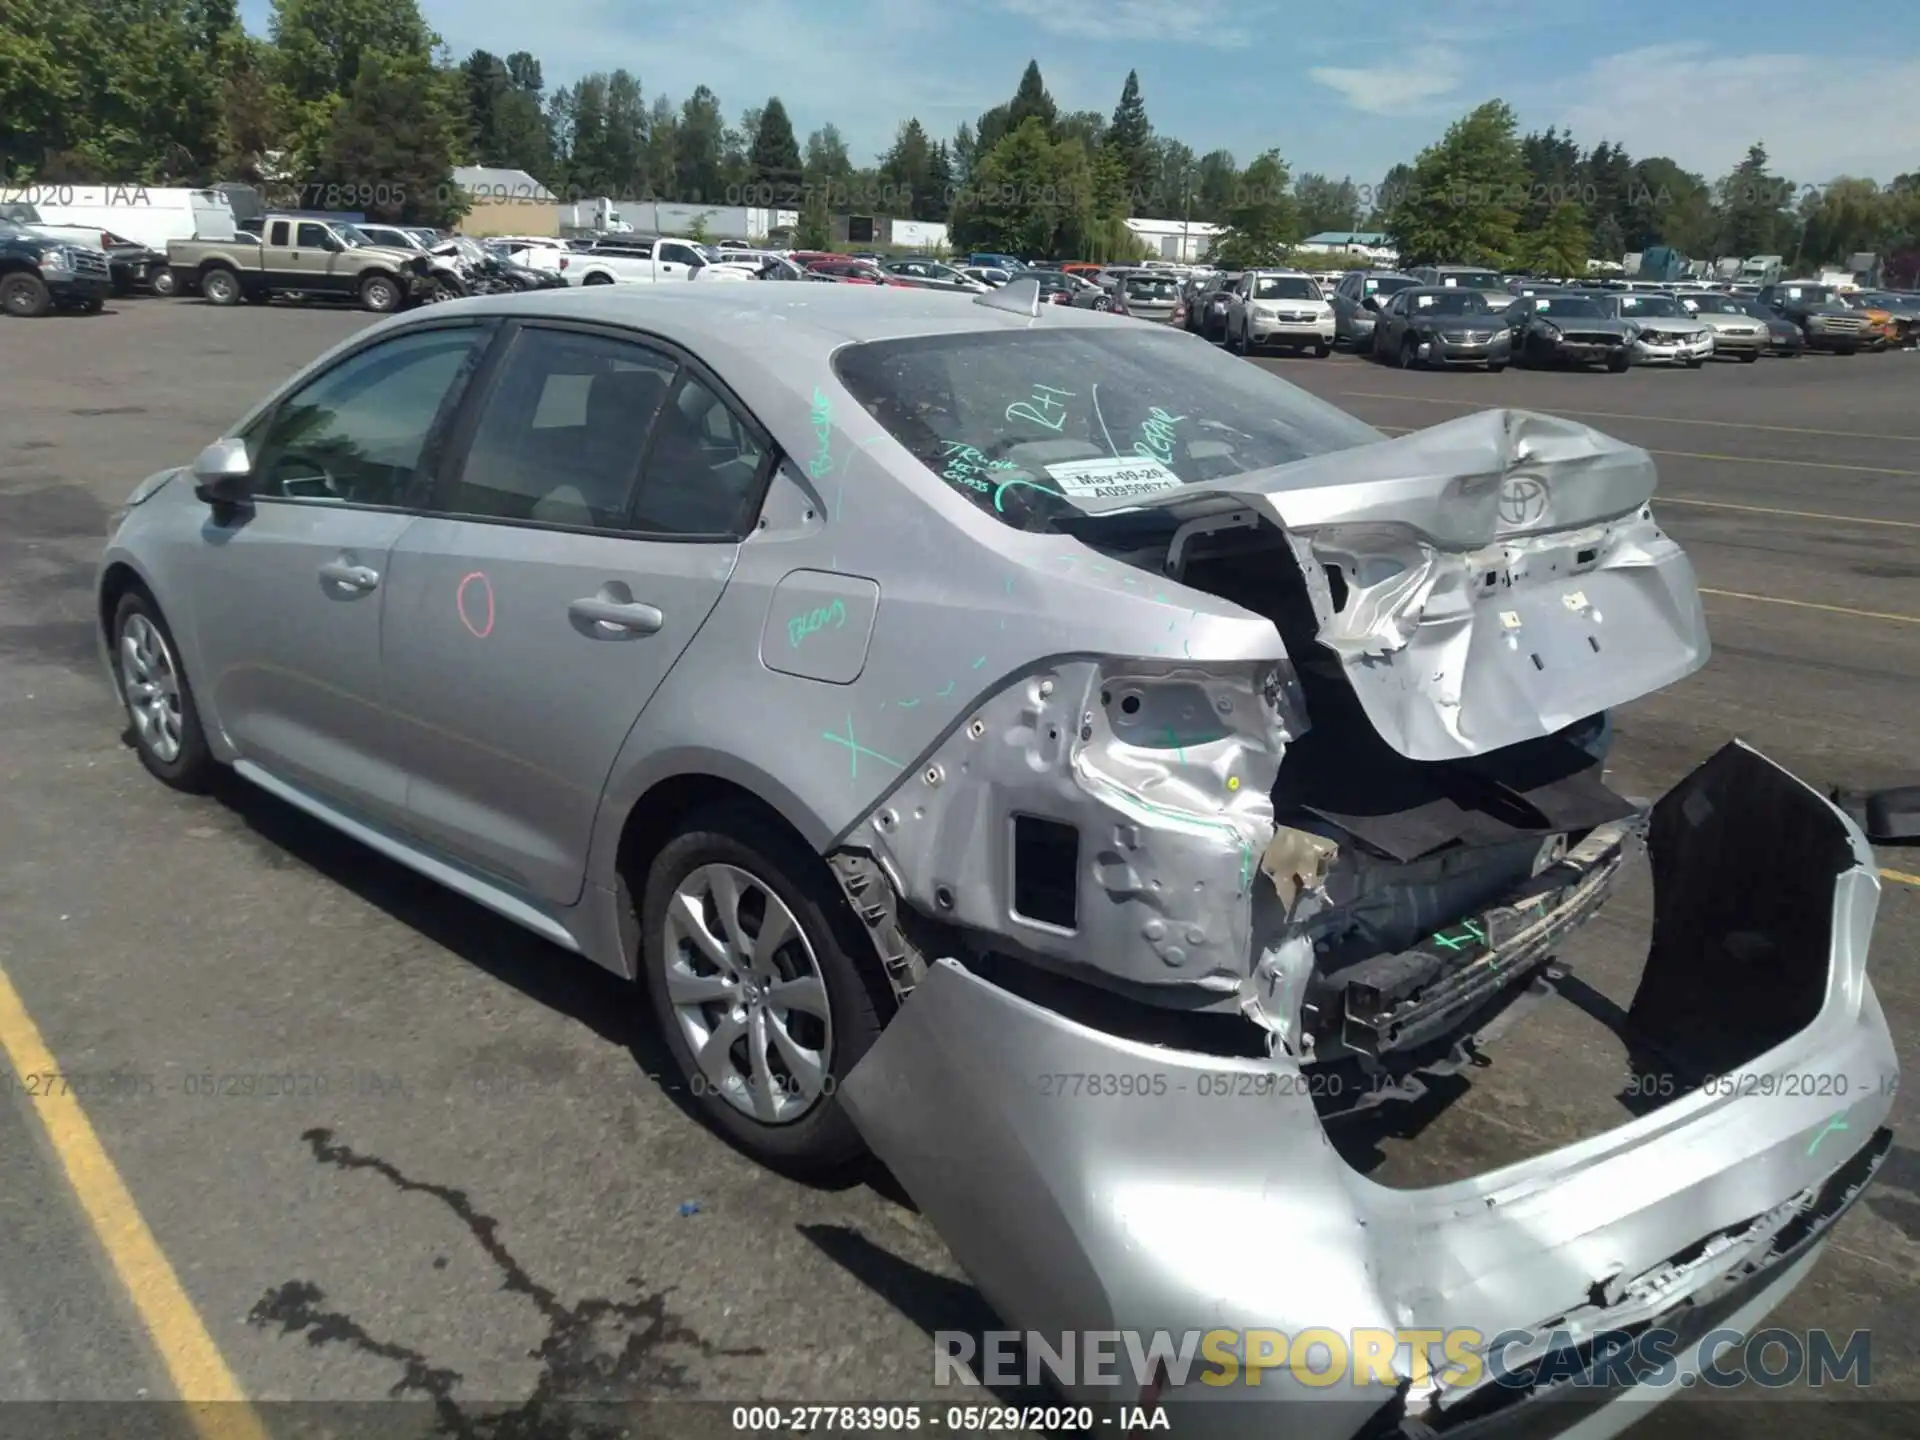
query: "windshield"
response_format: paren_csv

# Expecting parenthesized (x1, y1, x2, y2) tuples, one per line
(832, 327, 1381, 531)
(1781, 285, 1834, 304)
(1683, 294, 1740, 314)
(1252, 275, 1319, 300)
(1532, 295, 1605, 318)
(0, 217, 27, 238)
(0, 202, 41, 224)
(1617, 295, 1683, 317)
(1124, 276, 1177, 300)
(332, 224, 370, 248)
(1364, 276, 1413, 295)
(1410, 290, 1490, 315)
(1441, 271, 1502, 290)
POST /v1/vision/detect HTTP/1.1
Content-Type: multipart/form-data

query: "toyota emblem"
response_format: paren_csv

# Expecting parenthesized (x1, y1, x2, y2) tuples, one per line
(1498, 476, 1548, 526)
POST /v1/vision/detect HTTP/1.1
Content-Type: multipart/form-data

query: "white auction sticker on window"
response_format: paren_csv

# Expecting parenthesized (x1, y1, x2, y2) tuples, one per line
(1044, 455, 1183, 500)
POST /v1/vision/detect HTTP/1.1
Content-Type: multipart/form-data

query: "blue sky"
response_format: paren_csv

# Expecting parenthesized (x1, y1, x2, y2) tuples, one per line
(238, 0, 1919, 185)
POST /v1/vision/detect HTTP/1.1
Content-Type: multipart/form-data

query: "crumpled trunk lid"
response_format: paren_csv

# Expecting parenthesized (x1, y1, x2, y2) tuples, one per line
(1095, 408, 1710, 761)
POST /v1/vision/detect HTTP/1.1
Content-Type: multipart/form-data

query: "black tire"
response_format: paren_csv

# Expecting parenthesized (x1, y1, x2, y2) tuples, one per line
(583, 272, 616, 286)
(1, 271, 53, 318)
(639, 802, 891, 1174)
(1398, 335, 1419, 369)
(73, 296, 105, 315)
(359, 273, 402, 312)
(201, 266, 241, 306)
(1685, 357, 1705, 369)
(1739, 349, 1760, 363)
(150, 267, 179, 297)
(109, 588, 217, 793)
(1487, 362, 1506, 373)
(1835, 346, 1857, 356)
(1606, 354, 1631, 373)
(1314, 342, 1332, 358)
(1228, 321, 1244, 355)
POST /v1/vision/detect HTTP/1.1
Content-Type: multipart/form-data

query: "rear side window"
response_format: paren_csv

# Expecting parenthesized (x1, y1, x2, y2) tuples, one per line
(442, 329, 676, 529)
(832, 327, 1379, 531)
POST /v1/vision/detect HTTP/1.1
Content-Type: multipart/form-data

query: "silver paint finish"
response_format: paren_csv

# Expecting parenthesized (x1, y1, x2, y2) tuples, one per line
(759, 570, 881, 684)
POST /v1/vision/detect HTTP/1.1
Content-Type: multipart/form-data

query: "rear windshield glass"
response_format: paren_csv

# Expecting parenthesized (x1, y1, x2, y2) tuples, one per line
(1124, 276, 1177, 300)
(831, 327, 1381, 531)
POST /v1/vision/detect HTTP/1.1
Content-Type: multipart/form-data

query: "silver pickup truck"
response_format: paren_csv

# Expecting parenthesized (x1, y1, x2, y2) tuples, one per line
(164, 215, 435, 311)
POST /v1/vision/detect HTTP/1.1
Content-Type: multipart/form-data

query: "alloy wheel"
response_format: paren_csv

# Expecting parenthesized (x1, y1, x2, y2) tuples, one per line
(662, 863, 833, 1125)
(119, 613, 184, 763)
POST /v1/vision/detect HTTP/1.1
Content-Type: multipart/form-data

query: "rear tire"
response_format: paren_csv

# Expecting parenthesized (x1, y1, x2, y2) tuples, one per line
(583, 272, 615, 286)
(110, 589, 217, 793)
(639, 802, 890, 1174)
(201, 266, 241, 306)
(1, 271, 53, 317)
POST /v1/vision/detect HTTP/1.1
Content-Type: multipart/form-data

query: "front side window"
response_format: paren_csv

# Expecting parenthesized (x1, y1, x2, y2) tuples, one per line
(442, 328, 677, 529)
(296, 222, 330, 248)
(833, 327, 1380, 532)
(249, 327, 489, 506)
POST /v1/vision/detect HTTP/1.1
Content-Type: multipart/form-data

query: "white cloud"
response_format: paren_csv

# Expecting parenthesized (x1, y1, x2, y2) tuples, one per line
(993, 0, 1256, 47)
(1309, 49, 1466, 116)
(1547, 43, 1920, 184)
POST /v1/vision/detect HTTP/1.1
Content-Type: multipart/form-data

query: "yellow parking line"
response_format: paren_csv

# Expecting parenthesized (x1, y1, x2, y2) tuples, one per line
(0, 964, 269, 1439)
(1698, 588, 1920, 625)
(1333, 390, 1920, 442)
(1882, 868, 1920, 888)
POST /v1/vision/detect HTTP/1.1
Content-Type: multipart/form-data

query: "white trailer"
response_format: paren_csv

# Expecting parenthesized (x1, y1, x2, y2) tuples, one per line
(0, 183, 235, 249)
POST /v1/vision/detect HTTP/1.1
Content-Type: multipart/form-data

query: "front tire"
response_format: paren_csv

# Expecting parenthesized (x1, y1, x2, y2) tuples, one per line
(111, 590, 216, 792)
(1739, 349, 1759, 363)
(150, 267, 179, 297)
(1314, 342, 1332, 358)
(1607, 354, 1631, 372)
(1, 272, 53, 317)
(1399, 336, 1420, 369)
(359, 273, 401, 312)
(1487, 362, 1506, 373)
(639, 803, 890, 1174)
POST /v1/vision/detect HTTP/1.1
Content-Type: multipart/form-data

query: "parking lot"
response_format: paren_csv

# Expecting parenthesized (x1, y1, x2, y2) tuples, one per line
(1, 296, 1915, 1437)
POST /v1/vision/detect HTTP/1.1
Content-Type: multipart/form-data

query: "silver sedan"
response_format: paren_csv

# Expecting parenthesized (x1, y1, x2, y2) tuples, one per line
(98, 281, 1895, 1438)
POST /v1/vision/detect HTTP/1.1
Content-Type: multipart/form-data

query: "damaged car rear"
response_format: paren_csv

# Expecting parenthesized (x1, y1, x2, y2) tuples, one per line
(806, 306, 1895, 1438)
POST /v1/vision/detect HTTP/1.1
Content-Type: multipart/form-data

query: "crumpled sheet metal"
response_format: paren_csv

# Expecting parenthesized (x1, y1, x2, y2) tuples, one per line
(840, 743, 1899, 1440)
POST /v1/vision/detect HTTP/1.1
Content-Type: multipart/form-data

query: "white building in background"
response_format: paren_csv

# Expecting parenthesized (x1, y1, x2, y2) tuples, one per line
(1124, 216, 1224, 262)
(1294, 230, 1398, 266)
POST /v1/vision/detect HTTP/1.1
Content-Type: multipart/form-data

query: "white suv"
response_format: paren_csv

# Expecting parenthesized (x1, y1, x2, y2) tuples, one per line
(1225, 269, 1336, 357)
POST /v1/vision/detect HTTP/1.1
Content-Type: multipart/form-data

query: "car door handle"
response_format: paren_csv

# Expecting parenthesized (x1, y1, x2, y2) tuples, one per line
(319, 560, 380, 591)
(568, 597, 663, 634)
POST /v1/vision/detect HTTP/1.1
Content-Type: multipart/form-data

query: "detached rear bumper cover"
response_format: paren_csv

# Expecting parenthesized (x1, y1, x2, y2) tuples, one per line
(842, 742, 1897, 1440)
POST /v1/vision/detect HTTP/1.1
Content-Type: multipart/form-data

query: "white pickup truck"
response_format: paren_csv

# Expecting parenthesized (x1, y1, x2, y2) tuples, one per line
(516, 235, 756, 285)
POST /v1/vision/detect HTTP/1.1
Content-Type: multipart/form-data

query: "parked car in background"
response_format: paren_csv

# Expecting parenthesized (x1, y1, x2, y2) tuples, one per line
(1407, 264, 1511, 305)
(882, 258, 989, 293)
(1108, 269, 1183, 323)
(1329, 270, 1416, 349)
(1507, 291, 1633, 371)
(1184, 271, 1241, 339)
(967, 251, 1024, 271)
(1596, 291, 1714, 367)
(1757, 281, 1870, 354)
(1833, 292, 1903, 349)
(1225, 270, 1335, 356)
(0, 213, 113, 315)
(2, 184, 236, 253)
(1370, 285, 1510, 370)
(1676, 291, 1769, 361)
(962, 266, 1010, 288)
(1728, 296, 1807, 356)
(809, 258, 909, 286)
(1852, 290, 1920, 346)
(165, 215, 434, 311)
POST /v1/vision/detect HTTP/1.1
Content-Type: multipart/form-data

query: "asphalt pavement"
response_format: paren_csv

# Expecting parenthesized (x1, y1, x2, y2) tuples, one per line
(0, 294, 1914, 1439)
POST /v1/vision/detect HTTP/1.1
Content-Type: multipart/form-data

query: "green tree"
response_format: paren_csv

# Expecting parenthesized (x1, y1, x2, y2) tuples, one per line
(1716, 142, 1793, 256)
(1142, 136, 1196, 219)
(1103, 69, 1154, 210)
(1796, 178, 1892, 267)
(922, 140, 954, 223)
(1622, 156, 1715, 254)
(1518, 127, 1580, 232)
(1578, 139, 1634, 261)
(267, 0, 440, 169)
(1382, 100, 1529, 268)
(796, 183, 830, 248)
(641, 94, 676, 199)
(316, 49, 463, 224)
(948, 116, 1078, 257)
(1193, 149, 1239, 224)
(1293, 172, 1359, 235)
(1006, 60, 1056, 137)
(1211, 148, 1295, 267)
(879, 118, 937, 220)
(1519, 200, 1588, 274)
(750, 96, 802, 203)
(675, 83, 726, 202)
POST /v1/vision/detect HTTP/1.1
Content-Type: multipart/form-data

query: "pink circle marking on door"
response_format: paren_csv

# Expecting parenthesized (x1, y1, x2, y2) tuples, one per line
(457, 571, 495, 638)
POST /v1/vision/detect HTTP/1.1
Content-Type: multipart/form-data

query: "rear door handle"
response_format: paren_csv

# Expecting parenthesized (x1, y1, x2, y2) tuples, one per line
(569, 597, 663, 634)
(319, 559, 379, 591)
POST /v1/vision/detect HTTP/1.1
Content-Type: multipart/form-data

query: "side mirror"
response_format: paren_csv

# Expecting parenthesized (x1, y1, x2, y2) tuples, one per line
(191, 437, 254, 508)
